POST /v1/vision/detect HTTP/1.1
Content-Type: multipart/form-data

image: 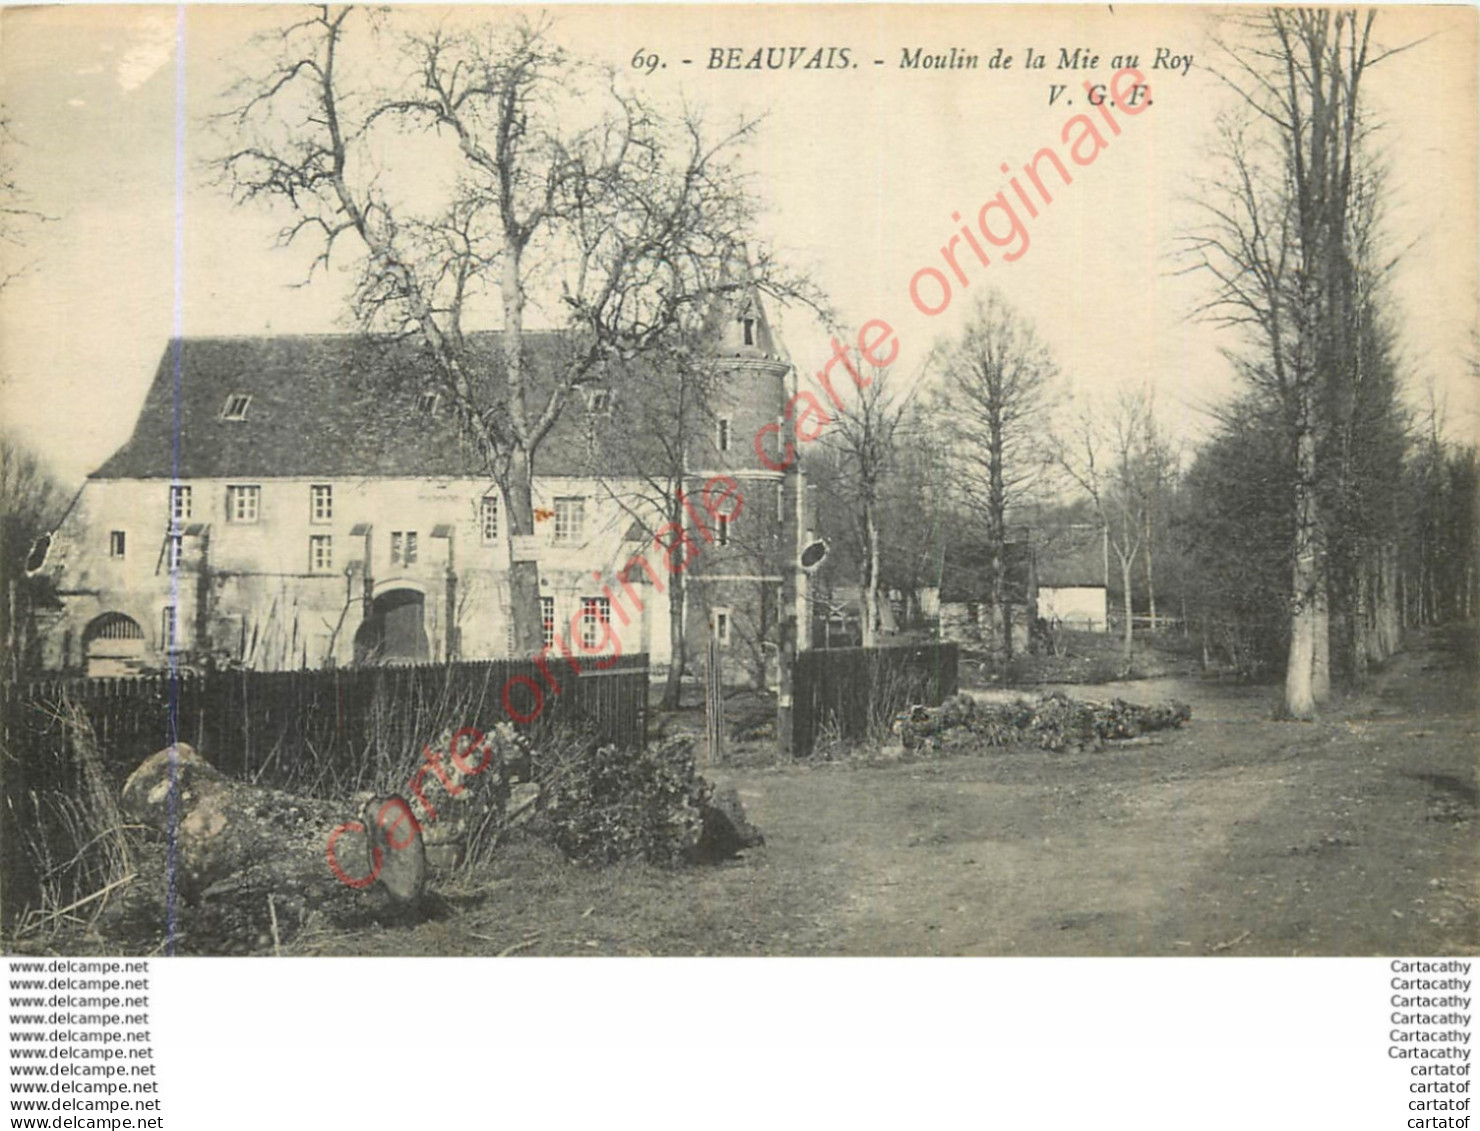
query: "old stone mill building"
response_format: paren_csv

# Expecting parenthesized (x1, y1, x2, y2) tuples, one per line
(38, 288, 800, 682)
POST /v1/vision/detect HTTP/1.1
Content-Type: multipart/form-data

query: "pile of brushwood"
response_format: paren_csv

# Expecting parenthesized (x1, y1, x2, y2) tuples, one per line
(5, 722, 763, 957)
(532, 735, 763, 867)
(894, 692, 1191, 754)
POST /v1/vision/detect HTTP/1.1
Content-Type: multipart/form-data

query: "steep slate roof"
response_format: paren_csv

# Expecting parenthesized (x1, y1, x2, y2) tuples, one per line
(91, 332, 611, 481)
(1034, 526, 1107, 589)
(938, 540, 1034, 604)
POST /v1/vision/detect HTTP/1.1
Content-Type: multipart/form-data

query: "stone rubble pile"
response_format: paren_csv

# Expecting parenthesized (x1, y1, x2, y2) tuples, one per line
(894, 691, 1192, 753)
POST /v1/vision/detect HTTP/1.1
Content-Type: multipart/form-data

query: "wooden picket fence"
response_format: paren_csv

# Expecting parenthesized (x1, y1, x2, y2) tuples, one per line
(791, 642, 959, 756)
(0, 655, 650, 926)
(1, 654, 648, 793)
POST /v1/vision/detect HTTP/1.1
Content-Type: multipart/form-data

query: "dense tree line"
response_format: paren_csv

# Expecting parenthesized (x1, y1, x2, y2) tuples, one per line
(1182, 8, 1420, 714)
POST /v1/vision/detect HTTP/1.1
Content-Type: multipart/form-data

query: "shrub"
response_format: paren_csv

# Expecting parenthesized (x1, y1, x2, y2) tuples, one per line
(537, 736, 712, 866)
(897, 692, 1191, 753)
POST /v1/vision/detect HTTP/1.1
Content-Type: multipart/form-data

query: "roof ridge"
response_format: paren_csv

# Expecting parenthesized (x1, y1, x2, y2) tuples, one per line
(88, 331, 611, 481)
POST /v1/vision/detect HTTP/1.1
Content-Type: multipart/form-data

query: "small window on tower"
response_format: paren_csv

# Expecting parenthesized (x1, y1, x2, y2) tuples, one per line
(480, 496, 499, 544)
(717, 416, 732, 453)
(742, 318, 756, 346)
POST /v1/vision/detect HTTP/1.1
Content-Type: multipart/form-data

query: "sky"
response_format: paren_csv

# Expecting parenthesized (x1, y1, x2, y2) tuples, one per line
(0, 3, 1475, 485)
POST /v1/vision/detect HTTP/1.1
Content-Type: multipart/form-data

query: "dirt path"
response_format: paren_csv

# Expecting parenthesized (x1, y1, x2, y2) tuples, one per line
(285, 638, 1475, 957)
(717, 647, 1477, 956)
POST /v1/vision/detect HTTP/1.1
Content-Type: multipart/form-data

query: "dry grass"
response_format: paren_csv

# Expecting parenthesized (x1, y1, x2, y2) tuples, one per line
(10, 694, 139, 944)
(275, 638, 1477, 957)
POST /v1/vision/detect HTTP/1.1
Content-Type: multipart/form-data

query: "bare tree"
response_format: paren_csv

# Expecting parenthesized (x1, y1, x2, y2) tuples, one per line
(1183, 8, 1405, 717)
(215, 7, 782, 656)
(820, 358, 918, 646)
(0, 432, 68, 677)
(1054, 391, 1158, 666)
(0, 111, 53, 292)
(1134, 397, 1180, 631)
(874, 418, 953, 632)
(587, 325, 727, 708)
(931, 290, 1056, 658)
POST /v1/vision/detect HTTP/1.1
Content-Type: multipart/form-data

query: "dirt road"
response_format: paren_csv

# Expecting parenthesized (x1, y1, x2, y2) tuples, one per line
(709, 647, 1477, 956)
(293, 637, 1476, 957)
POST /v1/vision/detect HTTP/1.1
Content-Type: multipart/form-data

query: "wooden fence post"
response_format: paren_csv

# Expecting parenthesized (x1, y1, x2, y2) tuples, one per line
(704, 637, 724, 765)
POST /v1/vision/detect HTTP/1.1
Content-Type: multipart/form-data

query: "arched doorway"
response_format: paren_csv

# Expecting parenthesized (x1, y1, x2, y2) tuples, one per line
(83, 612, 146, 677)
(354, 589, 430, 665)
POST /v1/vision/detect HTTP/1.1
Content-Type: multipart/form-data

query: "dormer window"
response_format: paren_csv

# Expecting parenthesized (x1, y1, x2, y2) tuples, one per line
(418, 392, 439, 415)
(586, 388, 612, 415)
(742, 318, 756, 347)
(222, 394, 252, 421)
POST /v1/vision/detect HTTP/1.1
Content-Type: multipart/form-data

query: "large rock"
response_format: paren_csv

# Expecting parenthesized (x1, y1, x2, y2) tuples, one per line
(689, 786, 765, 863)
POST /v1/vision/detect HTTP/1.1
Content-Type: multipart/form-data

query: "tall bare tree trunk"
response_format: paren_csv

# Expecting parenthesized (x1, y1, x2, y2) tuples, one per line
(661, 572, 686, 709)
(662, 491, 688, 710)
(1120, 553, 1135, 666)
(988, 431, 1011, 660)
(1352, 562, 1372, 679)
(1378, 543, 1401, 657)
(1313, 573, 1331, 703)
(1287, 607, 1317, 718)
(505, 452, 544, 656)
(1144, 512, 1157, 631)
(499, 236, 547, 658)
(990, 539, 1010, 659)
(862, 498, 880, 648)
(1286, 425, 1320, 719)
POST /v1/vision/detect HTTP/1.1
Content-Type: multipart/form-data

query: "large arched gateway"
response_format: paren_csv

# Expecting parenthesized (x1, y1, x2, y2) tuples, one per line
(82, 612, 146, 677)
(353, 588, 430, 665)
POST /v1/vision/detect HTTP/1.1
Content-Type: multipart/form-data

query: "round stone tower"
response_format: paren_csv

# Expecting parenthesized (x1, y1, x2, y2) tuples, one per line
(683, 282, 796, 687)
